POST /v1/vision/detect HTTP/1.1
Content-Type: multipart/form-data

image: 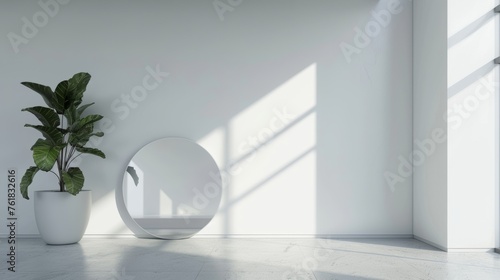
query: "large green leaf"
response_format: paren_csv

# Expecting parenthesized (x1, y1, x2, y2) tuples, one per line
(65, 103, 95, 127)
(77, 103, 94, 116)
(21, 106, 60, 127)
(53, 80, 69, 113)
(71, 114, 103, 132)
(75, 146, 106, 159)
(31, 139, 63, 171)
(67, 73, 91, 107)
(21, 82, 55, 109)
(62, 167, 84, 195)
(64, 104, 78, 126)
(68, 125, 92, 146)
(25, 124, 64, 145)
(20, 166, 39, 200)
(70, 131, 104, 147)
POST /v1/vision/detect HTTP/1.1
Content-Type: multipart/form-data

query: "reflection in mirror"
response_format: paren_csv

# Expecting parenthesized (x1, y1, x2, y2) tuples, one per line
(122, 138, 222, 239)
(126, 166, 139, 186)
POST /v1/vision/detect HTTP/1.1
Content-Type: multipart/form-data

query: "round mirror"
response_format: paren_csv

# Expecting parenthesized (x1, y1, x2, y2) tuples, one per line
(121, 138, 222, 239)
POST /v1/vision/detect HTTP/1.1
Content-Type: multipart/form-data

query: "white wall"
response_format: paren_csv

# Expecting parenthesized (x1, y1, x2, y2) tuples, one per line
(447, 0, 498, 250)
(414, 0, 499, 251)
(413, 0, 449, 249)
(0, 0, 413, 236)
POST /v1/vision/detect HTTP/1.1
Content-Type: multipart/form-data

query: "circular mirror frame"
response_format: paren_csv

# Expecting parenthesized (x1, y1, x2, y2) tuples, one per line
(119, 137, 222, 239)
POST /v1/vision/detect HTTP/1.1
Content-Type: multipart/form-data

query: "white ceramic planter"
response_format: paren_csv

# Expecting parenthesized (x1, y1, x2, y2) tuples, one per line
(34, 190, 91, 245)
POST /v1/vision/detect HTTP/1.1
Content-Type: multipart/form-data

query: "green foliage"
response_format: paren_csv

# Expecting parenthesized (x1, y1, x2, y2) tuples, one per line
(20, 167, 39, 200)
(62, 167, 85, 195)
(31, 139, 63, 171)
(19, 73, 105, 199)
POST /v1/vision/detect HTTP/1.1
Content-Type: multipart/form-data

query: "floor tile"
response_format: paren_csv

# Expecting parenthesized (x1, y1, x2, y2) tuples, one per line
(1, 237, 500, 280)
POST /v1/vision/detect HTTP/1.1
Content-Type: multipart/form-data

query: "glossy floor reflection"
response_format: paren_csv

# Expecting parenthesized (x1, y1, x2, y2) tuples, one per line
(1, 238, 500, 279)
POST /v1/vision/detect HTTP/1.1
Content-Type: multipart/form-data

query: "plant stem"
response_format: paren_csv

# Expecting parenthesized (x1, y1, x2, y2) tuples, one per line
(56, 154, 63, 190)
(59, 114, 65, 192)
(66, 153, 82, 167)
(65, 146, 76, 168)
(50, 171, 60, 181)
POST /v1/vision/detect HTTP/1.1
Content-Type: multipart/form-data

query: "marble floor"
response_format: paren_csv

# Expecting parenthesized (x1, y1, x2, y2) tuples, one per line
(1, 238, 500, 279)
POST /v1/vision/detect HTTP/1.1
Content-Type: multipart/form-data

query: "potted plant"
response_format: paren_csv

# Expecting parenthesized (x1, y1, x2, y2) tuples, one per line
(19, 72, 106, 245)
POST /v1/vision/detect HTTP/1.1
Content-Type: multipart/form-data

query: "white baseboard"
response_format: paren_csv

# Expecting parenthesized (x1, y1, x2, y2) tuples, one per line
(192, 234, 414, 239)
(3, 234, 494, 252)
(1, 233, 414, 239)
(414, 235, 494, 252)
(86, 233, 414, 239)
(0, 234, 40, 238)
(414, 235, 447, 251)
(447, 248, 494, 253)
(0, 234, 136, 239)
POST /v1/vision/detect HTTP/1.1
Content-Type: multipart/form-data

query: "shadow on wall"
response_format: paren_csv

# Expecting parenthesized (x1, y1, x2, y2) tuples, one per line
(86, 0, 412, 236)
(3, 0, 412, 235)
(448, 6, 499, 98)
(445, 2, 499, 248)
